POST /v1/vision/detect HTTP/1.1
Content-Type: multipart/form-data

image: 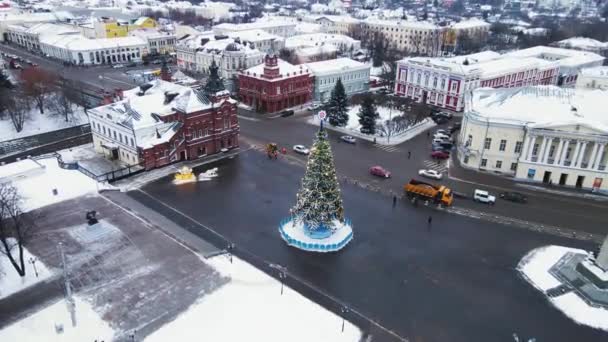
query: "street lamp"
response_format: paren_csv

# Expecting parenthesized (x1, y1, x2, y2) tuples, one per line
(29, 257, 38, 277)
(340, 306, 349, 332)
(279, 270, 287, 295)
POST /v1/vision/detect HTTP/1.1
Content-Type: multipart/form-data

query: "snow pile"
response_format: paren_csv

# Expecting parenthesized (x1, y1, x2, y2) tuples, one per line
(0, 157, 113, 212)
(145, 257, 361, 342)
(0, 238, 54, 300)
(518, 245, 608, 331)
(0, 296, 114, 342)
(0, 104, 88, 142)
(308, 105, 434, 145)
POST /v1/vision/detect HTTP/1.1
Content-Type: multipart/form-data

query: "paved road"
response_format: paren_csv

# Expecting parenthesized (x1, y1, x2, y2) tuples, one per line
(0, 43, 172, 90)
(132, 149, 605, 342)
(236, 112, 608, 237)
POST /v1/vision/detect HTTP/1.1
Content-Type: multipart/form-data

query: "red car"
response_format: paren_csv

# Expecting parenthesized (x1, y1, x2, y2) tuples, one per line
(370, 166, 391, 178)
(431, 151, 450, 159)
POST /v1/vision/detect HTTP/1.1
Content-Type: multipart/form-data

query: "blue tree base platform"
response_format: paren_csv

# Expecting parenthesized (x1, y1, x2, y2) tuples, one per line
(279, 218, 353, 253)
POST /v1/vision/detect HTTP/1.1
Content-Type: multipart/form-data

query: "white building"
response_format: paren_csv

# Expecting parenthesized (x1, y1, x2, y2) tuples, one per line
(315, 15, 360, 35)
(576, 66, 608, 91)
(40, 34, 147, 65)
(361, 17, 443, 56)
(554, 37, 608, 56)
(285, 33, 360, 53)
(129, 28, 177, 55)
(0, 11, 74, 41)
(176, 34, 264, 89)
(226, 29, 284, 54)
(395, 51, 559, 112)
(213, 20, 296, 38)
(305, 57, 370, 102)
(5, 23, 80, 51)
(504, 46, 605, 87)
(458, 86, 608, 191)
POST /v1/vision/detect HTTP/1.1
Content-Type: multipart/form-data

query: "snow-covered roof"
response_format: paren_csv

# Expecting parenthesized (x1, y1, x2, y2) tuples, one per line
(305, 58, 369, 76)
(213, 20, 295, 33)
(446, 51, 501, 65)
(315, 15, 360, 24)
(285, 33, 358, 49)
(227, 29, 282, 43)
(449, 18, 490, 30)
(296, 44, 338, 57)
(0, 11, 70, 23)
(363, 17, 438, 30)
(242, 58, 310, 81)
(129, 28, 174, 40)
(468, 86, 608, 133)
(579, 66, 608, 79)
(133, 16, 151, 26)
(556, 37, 608, 50)
(504, 46, 605, 68)
(295, 22, 322, 34)
(40, 34, 146, 51)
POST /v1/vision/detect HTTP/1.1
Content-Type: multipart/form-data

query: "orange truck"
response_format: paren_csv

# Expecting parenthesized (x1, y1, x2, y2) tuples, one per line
(404, 179, 454, 207)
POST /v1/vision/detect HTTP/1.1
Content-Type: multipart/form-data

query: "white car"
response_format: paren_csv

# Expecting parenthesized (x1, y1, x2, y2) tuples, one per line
(112, 64, 125, 69)
(435, 129, 450, 135)
(418, 169, 442, 180)
(308, 103, 322, 111)
(473, 189, 496, 204)
(340, 135, 356, 144)
(293, 145, 310, 155)
(434, 133, 451, 140)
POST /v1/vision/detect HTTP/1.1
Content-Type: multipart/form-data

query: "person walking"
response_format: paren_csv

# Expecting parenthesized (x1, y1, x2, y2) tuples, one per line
(407, 151, 411, 159)
(393, 195, 397, 207)
(427, 216, 432, 225)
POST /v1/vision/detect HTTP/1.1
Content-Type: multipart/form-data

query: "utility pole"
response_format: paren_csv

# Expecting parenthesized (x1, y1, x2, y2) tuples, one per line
(59, 242, 77, 327)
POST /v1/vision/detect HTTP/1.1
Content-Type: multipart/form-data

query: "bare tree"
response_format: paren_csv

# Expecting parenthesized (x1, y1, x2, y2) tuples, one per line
(7, 96, 30, 133)
(20, 68, 56, 115)
(0, 183, 36, 277)
(53, 78, 79, 122)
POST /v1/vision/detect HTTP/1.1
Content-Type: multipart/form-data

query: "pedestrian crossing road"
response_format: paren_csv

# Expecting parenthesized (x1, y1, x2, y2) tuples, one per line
(422, 159, 448, 173)
(375, 144, 400, 153)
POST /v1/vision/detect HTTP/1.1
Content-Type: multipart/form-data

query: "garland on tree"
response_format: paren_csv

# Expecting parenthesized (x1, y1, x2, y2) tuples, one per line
(291, 128, 345, 232)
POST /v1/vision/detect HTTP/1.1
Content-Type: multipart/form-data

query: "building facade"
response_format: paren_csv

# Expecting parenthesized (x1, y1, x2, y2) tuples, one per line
(89, 64, 239, 170)
(129, 28, 176, 55)
(239, 55, 313, 113)
(40, 34, 147, 65)
(305, 58, 370, 102)
(458, 86, 608, 191)
(213, 21, 296, 38)
(394, 51, 559, 112)
(176, 35, 264, 91)
(6, 23, 80, 51)
(576, 66, 608, 90)
(361, 18, 443, 57)
(315, 15, 360, 35)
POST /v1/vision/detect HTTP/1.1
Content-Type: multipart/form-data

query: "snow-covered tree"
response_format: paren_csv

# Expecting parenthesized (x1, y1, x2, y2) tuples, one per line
(324, 78, 349, 127)
(0, 183, 36, 277)
(358, 95, 379, 135)
(291, 128, 345, 231)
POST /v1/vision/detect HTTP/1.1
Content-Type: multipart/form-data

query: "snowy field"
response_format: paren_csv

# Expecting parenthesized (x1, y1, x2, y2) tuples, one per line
(518, 245, 608, 331)
(0, 296, 114, 342)
(0, 157, 112, 212)
(309, 105, 434, 145)
(0, 104, 88, 142)
(146, 256, 361, 342)
(0, 238, 54, 300)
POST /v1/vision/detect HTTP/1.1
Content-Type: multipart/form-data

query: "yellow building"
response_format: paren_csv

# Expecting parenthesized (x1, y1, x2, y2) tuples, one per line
(132, 17, 156, 29)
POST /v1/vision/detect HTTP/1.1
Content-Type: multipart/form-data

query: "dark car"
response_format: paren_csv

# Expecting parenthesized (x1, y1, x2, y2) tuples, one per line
(448, 122, 462, 133)
(280, 110, 294, 117)
(432, 143, 449, 152)
(499, 191, 528, 203)
(433, 116, 449, 124)
(431, 150, 450, 159)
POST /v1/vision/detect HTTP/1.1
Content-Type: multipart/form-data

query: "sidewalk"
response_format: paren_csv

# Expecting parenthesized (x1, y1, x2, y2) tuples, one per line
(447, 153, 608, 201)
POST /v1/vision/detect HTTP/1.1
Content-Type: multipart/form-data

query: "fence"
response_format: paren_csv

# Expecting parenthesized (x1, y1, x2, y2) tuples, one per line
(51, 152, 144, 183)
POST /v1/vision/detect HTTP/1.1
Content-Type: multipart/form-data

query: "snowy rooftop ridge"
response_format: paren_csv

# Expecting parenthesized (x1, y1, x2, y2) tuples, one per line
(305, 58, 368, 75)
(579, 66, 608, 78)
(242, 58, 311, 81)
(557, 37, 608, 50)
(469, 86, 608, 133)
(504, 46, 605, 68)
(363, 17, 438, 30)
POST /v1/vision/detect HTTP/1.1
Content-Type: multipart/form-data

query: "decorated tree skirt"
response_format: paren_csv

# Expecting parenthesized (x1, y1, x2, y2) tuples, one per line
(279, 218, 353, 253)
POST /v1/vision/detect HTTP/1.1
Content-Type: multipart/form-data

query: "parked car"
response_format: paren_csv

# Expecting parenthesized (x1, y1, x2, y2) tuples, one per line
(432, 111, 453, 119)
(433, 138, 450, 145)
(432, 144, 449, 152)
(127, 62, 138, 67)
(431, 151, 450, 159)
(280, 110, 294, 117)
(152, 59, 163, 64)
(292, 145, 310, 155)
(112, 64, 125, 69)
(439, 141, 453, 149)
(499, 191, 528, 203)
(473, 189, 496, 204)
(433, 116, 449, 124)
(434, 133, 451, 141)
(448, 123, 461, 133)
(340, 135, 356, 144)
(418, 169, 442, 180)
(370, 166, 391, 178)
(307, 103, 322, 111)
(435, 129, 450, 136)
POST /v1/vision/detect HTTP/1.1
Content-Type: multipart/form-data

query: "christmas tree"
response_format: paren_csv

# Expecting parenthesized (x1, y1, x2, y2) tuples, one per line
(324, 78, 349, 127)
(358, 95, 379, 135)
(291, 127, 345, 232)
(203, 59, 225, 95)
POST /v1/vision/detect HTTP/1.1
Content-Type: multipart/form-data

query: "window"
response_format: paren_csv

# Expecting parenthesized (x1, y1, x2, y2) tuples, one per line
(549, 145, 555, 157)
(276, 86, 281, 95)
(484, 138, 492, 150)
(130, 138, 134, 147)
(495, 160, 502, 169)
(532, 143, 539, 156)
(113, 130, 117, 139)
(514, 141, 523, 153)
(433, 77, 437, 88)
(499, 139, 507, 151)
(198, 129, 202, 138)
(224, 117, 230, 129)
(466, 135, 472, 147)
(481, 158, 487, 167)
(463, 155, 469, 164)
(451, 82, 458, 92)
(510, 162, 518, 171)
(103, 126, 107, 135)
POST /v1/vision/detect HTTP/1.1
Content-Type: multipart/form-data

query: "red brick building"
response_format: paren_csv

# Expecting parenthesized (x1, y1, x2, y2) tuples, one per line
(239, 54, 313, 113)
(90, 61, 239, 170)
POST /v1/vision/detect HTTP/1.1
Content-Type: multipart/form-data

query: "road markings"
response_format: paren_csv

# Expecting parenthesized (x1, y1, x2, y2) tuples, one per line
(375, 144, 400, 153)
(422, 159, 448, 173)
(237, 115, 260, 122)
